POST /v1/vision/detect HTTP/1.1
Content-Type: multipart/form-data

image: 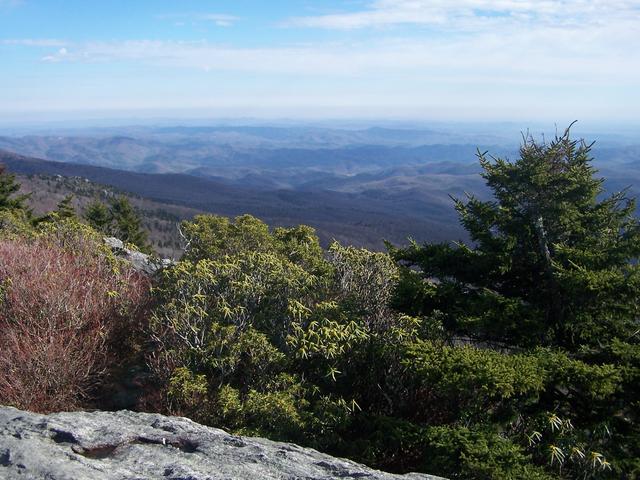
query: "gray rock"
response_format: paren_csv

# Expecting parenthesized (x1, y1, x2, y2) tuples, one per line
(0, 407, 443, 480)
(104, 236, 174, 275)
(104, 236, 125, 250)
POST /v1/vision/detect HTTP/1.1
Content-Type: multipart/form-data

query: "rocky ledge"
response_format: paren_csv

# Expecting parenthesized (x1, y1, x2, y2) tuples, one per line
(0, 407, 443, 480)
(104, 236, 173, 275)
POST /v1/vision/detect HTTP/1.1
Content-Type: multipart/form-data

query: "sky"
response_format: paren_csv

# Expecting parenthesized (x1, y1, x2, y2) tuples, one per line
(1, 0, 639, 124)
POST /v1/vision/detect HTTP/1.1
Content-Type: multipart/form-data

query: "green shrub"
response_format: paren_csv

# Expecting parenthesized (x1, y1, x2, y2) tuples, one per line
(145, 140, 640, 480)
(421, 426, 554, 480)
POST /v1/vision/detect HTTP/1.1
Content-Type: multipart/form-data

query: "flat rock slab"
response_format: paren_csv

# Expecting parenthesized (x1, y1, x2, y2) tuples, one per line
(0, 407, 444, 480)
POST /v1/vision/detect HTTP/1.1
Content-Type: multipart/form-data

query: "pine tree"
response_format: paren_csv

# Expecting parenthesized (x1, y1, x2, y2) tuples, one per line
(391, 125, 640, 475)
(84, 198, 112, 233)
(392, 125, 640, 351)
(109, 196, 150, 252)
(54, 194, 77, 219)
(0, 164, 29, 212)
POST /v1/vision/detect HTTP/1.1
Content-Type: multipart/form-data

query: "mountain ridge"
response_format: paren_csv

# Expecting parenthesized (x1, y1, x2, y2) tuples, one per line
(0, 149, 466, 250)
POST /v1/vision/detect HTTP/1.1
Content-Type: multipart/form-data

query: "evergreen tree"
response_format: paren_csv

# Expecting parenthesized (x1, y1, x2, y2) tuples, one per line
(83, 196, 151, 252)
(54, 194, 77, 219)
(84, 198, 112, 232)
(109, 196, 150, 252)
(392, 125, 640, 351)
(390, 125, 640, 476)
(0, 164, 29, 212)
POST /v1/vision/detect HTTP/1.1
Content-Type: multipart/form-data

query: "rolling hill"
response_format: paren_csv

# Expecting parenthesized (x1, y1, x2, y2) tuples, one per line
(1, 149, 468, 251)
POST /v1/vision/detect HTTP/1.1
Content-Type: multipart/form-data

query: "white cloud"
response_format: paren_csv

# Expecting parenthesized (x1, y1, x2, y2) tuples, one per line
(156, 12, 239, 27)
(41, 46, 69, 62)
(200, 14, 239, 27)
(32, 26, 639, 87)
(287, 0, 640, 31)
(26, 2, 633, 87)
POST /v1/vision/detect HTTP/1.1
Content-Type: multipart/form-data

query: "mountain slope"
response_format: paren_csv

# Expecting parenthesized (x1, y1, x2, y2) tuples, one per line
(1, 150, 466, 249)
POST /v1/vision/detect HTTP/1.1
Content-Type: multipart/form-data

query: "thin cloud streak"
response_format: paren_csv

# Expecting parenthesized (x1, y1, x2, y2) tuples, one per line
(287, 0, 640, 30)
(200, 14, 239, 27)
(156, 12, 240, 27)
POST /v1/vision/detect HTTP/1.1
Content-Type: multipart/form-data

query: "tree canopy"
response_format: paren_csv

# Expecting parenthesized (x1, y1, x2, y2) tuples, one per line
(83, 196, 151, 253)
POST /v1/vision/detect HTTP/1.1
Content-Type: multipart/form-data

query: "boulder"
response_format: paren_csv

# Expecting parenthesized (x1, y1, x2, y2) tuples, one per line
(0, 406, 444, 480)
(104, 236, 173, 275)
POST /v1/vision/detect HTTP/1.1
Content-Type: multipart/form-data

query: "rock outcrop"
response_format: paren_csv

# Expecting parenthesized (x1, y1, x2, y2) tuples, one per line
(104, 236, 173, 275)
(0, 407, 444, 480)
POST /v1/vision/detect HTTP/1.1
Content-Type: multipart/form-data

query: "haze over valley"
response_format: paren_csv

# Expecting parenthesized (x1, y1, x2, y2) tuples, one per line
(2, 123, 639, 250)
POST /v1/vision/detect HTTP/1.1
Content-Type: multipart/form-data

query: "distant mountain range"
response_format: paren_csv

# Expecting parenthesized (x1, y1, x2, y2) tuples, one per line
(0, 132, 512, 179)
(1, 125, 638, 250)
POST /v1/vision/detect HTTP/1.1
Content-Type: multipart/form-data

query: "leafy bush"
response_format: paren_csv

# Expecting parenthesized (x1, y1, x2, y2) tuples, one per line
(0, 220, 151, 412)
(148, 214, 417, 454)
(420, 426, 554, 480)
(180, 214, 275, 261)
(149, 210, 635, 478)
(148, 129, 639, 479)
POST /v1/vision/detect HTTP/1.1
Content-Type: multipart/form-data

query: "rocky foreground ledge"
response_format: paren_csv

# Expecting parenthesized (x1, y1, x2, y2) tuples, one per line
(0, 407, 444, 480)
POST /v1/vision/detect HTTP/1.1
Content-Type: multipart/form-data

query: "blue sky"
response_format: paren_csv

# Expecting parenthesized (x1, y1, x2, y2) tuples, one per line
(1, 0, 639, 123)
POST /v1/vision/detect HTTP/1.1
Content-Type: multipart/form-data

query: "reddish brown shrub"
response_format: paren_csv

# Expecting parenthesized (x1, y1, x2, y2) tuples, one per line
(0, 236, 150, 412)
